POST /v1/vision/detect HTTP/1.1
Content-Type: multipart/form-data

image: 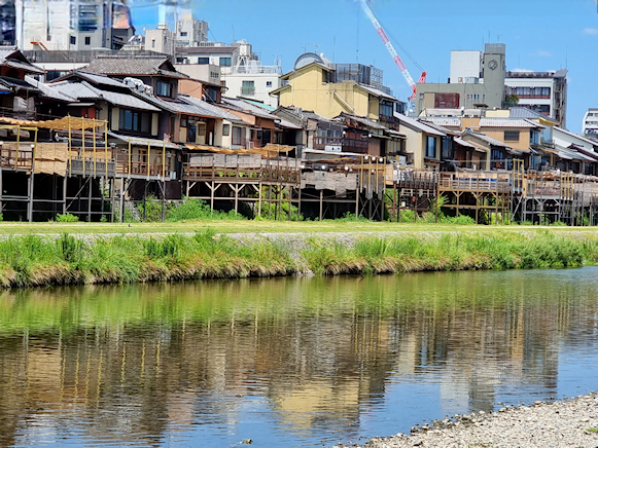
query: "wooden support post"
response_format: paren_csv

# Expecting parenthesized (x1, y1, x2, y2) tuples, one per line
(160, 181, 166, 222)
(355, 176, 360, 218)
(319, 189, 323, 221)
(27, 172, 34, 223)
(393, 180, 397, 223)
(88, 178, 93, 222)
(0, 167, 3, 217)
(413, 191, 417, 223)
(258, 183, 262, 218)
(120, 179, 126, 223)
(435, 182, 440, 223)
(234, 183, 239, 214)
(143, 181, 148, 221)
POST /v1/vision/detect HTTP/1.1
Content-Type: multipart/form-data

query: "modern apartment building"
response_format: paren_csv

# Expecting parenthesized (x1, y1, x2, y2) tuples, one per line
(505, 69, 568, 128)
(13, 0, 135, 51)
(175, 39, 282, 108)
(582, 108, 598, 140)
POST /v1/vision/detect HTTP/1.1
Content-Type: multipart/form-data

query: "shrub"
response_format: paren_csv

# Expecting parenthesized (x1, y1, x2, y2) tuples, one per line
(56, 213, 79, 223)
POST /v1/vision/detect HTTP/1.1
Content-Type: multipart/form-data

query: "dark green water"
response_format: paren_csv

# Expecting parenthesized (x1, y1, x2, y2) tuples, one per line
(0, 267, 597, 447)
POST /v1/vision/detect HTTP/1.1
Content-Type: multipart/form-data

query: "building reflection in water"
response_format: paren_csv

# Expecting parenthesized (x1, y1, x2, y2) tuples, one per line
(0, 268, 598, 447)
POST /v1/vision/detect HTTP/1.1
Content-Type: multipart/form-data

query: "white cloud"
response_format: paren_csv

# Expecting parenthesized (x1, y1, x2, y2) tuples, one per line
(583, 27, 598, 35)
(534, 50, 553, 57)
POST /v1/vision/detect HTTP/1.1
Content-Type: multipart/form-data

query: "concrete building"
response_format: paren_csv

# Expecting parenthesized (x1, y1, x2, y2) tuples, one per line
(417, 43, 568, 128)
(176, 39, 282, 108)
(582, 108, 598, 140)
(13, 0, 135, 51)
(504, 69, 568, 128)
(416, 43, 507, 112)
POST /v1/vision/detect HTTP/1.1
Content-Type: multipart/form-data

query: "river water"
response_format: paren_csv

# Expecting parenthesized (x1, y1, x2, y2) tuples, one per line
(0, 267, 597, 448)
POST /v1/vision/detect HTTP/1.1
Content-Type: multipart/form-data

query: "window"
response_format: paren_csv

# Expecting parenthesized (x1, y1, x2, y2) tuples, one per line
(180, 32, 188, 37)
(241, 81, 255, 95)
(266, 81, 272, 87)
(152, 39, 156, 48)
(379, 100, 394, 118)
(187, 119, 197, 143)
(504, 131, 520, 142)
(119, 109, 152, 134)
(220, 57, 231, 67)
(223, 124, 230, 136)
(70, 36, 76, 45)
(85, 36, 91, 45)
(441, 136, 453, 159)
(156, 81, 173, 97)
(232, 126, 243, 145)
(198, 57, 209, 65)
(426, 136, 436, 158)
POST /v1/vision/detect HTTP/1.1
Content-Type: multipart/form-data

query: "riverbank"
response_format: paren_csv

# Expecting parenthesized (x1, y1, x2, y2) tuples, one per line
(344, 393, 598, 448)
(0, 228, 597, 289)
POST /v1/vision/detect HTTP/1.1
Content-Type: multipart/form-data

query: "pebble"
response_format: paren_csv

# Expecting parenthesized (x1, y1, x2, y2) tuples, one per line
(341, 393, 598, 449)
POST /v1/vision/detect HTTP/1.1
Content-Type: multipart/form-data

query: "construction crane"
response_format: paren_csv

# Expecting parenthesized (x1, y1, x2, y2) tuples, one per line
(356, 0, 426, 102)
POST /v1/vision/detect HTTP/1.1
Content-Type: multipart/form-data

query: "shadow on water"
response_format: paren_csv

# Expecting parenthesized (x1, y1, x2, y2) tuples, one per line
(0, 267, 598, 447)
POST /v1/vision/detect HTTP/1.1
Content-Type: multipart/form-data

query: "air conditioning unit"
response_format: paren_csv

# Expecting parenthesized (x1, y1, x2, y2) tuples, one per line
(325, 145, 342, 152)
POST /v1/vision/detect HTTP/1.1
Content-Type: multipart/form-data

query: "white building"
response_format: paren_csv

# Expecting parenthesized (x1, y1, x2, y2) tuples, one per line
(505, 69, 568, 128)
(582, 108, 598, 140)
(176, 39, 282, 108)
(14, 0, 134, 51)
(450, 50, 483, 84)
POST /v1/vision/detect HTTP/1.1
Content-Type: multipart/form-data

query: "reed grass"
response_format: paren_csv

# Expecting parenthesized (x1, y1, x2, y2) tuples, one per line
(0, 230, 597, 289)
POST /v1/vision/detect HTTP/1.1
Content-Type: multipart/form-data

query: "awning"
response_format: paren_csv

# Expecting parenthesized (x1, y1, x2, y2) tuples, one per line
(109, 132, 182, 150)
(0, 115, 107, 130)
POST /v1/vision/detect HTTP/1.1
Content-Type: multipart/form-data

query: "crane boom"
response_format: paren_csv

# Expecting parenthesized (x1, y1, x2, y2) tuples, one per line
(357, 0, 425, 101)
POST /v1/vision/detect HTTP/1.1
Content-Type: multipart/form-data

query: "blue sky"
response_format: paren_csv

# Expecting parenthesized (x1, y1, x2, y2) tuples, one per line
(130, 0, 598, 133)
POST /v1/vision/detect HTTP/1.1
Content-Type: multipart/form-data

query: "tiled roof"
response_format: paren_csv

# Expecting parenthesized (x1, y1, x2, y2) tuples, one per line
(422, 116, 461, 127)
(169, 95, 248, 123)
(81, 57, 188, 78)
(25, 77, 77, 102)
(479, 118, 541, 128)
(394, 112, 444, 136)
(221, 96, 280, 120)
(48, 81, 161, 112)
(356, 83, 398, 101)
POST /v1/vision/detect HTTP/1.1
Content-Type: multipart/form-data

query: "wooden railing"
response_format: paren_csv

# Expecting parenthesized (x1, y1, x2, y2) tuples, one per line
(439, 172, 512, 193)
(0, 144, 33, 171)
(183, 163, 301, 184)
(113, 151, 171, 178)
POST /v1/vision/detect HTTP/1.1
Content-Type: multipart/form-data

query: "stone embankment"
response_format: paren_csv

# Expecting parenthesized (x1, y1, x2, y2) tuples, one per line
(343, 393, 598, 448)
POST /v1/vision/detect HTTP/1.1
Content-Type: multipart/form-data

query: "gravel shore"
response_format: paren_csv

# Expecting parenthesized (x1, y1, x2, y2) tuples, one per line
(342, 393, 598, 448)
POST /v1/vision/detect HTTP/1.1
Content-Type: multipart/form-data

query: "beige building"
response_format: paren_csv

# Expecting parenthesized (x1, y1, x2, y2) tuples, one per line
(271, 55, 401, 132)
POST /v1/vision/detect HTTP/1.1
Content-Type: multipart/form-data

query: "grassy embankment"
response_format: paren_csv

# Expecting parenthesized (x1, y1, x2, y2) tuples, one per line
(0, 227, 598, 289)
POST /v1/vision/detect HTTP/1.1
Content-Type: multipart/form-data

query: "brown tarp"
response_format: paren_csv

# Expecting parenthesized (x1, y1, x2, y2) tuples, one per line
(0, 116, 107, 130)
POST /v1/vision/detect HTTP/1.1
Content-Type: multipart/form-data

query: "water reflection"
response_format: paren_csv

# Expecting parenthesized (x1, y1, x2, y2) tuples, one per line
(0, 267, 598, 447)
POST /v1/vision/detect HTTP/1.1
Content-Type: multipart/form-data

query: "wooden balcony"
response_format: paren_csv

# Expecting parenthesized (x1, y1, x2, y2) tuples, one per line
(313, 136, 368, 154)
(113, 151, 172, 179)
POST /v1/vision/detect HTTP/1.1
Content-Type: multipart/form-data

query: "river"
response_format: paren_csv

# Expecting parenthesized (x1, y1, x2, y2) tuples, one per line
(0, 266, 598, 447)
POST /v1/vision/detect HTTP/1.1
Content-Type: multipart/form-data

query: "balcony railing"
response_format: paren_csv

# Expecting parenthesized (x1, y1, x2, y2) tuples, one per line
(379, 114, 399, 131)
(313, 136, 369, 154)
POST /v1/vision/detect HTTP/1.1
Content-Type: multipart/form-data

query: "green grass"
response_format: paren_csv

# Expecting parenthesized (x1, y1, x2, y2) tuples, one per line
(0, 220, 598, 236)
(0, 228, 597, 289)
(586, 427, 598, 434)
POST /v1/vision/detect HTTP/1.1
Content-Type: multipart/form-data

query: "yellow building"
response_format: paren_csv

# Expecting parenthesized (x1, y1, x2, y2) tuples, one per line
(270, 57, 401, 132)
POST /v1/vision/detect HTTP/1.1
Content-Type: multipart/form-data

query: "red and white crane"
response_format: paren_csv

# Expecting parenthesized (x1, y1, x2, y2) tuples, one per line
(356, 0, 426, 101)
